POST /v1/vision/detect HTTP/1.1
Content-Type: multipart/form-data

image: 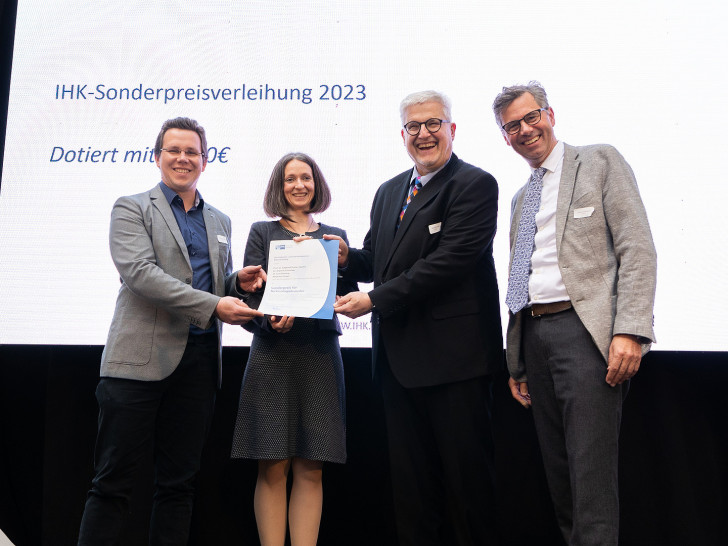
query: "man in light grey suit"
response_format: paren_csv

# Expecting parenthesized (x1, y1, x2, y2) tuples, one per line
(78, 117, 266, 545)
(492, 82, 656, 545)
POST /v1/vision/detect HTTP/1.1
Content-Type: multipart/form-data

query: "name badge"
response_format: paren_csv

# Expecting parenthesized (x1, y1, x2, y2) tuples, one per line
(217, 234, 229, 244)
(573, 207, 594, 219)
(428, 222, 442, 234)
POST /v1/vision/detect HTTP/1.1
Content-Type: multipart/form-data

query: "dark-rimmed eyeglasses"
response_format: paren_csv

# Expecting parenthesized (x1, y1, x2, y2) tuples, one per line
(161, 148, 205, 158)
(403, 118, 450, 136)
(501, 108, 548, 135)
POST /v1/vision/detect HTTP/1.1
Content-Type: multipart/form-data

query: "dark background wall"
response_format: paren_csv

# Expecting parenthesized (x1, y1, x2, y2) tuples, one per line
(1, 347, 727, 546)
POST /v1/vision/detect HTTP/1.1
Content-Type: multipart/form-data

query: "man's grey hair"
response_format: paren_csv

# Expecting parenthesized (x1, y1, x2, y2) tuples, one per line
(492, 81, 550, 127)
(399, 90, 453, 124)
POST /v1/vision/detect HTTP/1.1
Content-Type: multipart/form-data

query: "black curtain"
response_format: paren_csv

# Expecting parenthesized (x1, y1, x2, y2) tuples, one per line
(1, 347, 726, 545)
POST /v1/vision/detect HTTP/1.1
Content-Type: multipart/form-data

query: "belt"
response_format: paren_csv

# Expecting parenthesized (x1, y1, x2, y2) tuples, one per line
(529, 301, 572, 317)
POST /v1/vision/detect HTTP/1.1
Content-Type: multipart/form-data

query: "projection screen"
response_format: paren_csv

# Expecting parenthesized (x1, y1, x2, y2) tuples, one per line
(1, 0, 725, 350)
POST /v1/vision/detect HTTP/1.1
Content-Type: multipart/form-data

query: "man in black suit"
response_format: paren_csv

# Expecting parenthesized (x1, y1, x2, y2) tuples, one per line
(331, 90, 503, 545)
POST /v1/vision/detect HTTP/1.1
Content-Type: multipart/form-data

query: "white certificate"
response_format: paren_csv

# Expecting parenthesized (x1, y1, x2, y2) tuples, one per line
(257, 238, 339, 319)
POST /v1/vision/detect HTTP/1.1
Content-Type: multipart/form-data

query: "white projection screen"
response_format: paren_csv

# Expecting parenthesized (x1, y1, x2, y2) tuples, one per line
(0, 0, 726, 350)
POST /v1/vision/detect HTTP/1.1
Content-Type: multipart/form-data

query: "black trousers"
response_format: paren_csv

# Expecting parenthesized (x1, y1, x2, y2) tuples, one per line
(379, 354, 499, 546)
(78, 332, 217, 546)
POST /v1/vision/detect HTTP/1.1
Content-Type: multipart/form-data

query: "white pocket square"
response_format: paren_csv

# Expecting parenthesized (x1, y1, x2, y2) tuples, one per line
(573, 207, 594, 219)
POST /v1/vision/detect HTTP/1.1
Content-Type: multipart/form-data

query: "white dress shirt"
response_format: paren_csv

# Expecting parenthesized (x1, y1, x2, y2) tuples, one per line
(410, 156, 450, 187)
(528, 140, 569, 305)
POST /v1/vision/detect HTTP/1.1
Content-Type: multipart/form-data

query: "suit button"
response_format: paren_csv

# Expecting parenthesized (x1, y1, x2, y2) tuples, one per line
(185, 278, 192, 284)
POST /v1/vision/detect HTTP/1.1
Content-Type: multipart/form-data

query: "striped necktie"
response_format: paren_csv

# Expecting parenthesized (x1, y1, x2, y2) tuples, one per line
(397, 176, 422, 227)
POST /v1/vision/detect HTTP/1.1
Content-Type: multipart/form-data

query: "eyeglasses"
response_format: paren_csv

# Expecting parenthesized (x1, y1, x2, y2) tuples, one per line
(501, 108, 548, 135)
(161, 148, 205, 158)
(403, 118, 450, 136)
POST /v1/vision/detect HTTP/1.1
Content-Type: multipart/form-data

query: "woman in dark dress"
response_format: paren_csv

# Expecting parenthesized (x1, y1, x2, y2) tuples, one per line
(231, 153, 356, 546)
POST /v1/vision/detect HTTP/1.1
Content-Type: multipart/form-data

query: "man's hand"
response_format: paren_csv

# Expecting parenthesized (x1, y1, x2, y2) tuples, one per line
(333, 291, 372, 318)
(606, 334, 642, 386)
(322, 234, 349, 267)
(508, 377, 531, 408)
(269, 315, 294, 333)
(215, 296, 263, 325)
(237, 265, 266, 293)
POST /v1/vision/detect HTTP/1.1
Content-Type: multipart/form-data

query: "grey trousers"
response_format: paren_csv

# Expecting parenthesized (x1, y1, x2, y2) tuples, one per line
(523, 307, 627, 546)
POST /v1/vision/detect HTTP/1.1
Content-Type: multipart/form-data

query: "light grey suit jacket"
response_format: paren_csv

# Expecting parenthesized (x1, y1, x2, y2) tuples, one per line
(506, 143, 657, 382)
(100, 183, 241, 385)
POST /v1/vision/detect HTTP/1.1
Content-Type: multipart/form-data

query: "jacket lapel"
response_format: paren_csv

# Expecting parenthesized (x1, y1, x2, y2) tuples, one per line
(374, 169, 412, 275)
(384, 155, 457, 272)
(150, 184, 191, 265)
(387, 170, 413, 238)
(203, 205, 222, 293)
(508, 189, 527, 271)
(556, 144, 579, 251)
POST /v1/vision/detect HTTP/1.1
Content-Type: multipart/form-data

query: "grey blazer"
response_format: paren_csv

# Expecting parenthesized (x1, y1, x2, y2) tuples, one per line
(100, 183, 241, 384)
(506, 143, 657, 382)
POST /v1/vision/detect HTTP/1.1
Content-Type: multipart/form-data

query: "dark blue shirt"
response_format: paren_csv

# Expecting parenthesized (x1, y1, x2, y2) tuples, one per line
(159, 182, 215, 334)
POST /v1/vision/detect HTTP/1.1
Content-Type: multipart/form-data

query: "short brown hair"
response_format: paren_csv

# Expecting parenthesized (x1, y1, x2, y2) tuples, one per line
(263, 153, 332, 219)
(153, 117, 208, 158)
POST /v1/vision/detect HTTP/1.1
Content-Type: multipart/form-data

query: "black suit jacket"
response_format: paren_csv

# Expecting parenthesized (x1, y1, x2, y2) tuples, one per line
(346, 154, 503, 388)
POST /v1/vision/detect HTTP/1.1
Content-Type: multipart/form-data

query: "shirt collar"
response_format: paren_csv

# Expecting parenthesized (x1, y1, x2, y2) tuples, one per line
(533, 140, 564, 175)
(158, 181, 203, 208)
(410, 155, 451, 187)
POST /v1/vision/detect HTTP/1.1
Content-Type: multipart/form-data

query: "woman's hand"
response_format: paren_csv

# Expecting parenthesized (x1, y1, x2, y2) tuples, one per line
(269, 315, 294, 333)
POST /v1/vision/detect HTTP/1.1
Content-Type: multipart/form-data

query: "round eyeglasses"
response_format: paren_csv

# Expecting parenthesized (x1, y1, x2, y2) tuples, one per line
(501, 108, 548, 135)
(403, 118, 450, 136)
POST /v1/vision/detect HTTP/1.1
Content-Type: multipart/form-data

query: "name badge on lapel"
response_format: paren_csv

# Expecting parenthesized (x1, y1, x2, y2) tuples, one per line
(573, 207, 594, 219)
(217, 234, 229, 244)
(428, 222, 442, 234)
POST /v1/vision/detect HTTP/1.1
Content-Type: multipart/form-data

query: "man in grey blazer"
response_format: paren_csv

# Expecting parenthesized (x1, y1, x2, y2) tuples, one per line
(492, 82, 656, 545)
(78, 117, 265, 545)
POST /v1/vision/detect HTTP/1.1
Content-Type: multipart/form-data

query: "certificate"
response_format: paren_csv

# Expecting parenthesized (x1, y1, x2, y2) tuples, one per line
(256, 238, 339, 319)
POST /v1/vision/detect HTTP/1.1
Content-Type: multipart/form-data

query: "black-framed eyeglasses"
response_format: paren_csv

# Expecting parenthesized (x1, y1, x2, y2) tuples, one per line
(403, 118, 450, 136)
(501, 108, 548, 135)
(161, 148, 205, 158)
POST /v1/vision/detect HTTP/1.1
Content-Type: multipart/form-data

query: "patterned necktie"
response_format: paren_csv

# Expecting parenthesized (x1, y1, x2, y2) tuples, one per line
(505, 167, 547, 313)
(397, 176, 422, 227)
